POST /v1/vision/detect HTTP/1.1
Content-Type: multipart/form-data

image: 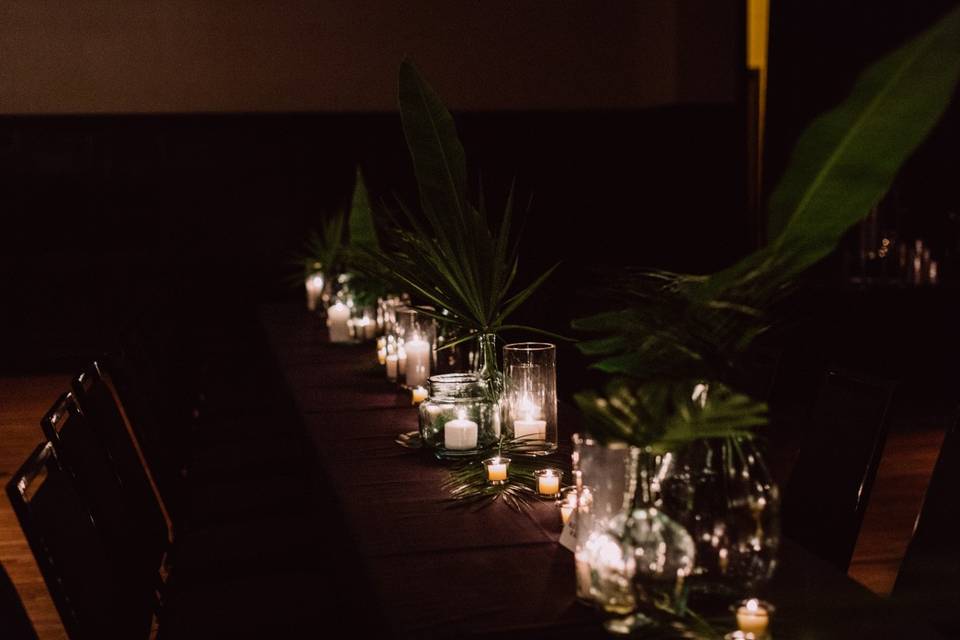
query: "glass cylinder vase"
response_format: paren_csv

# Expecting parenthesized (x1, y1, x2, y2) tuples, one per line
(503, 342, 557, 453)
(419, 373, 499, 458)
(395, 308, 437, 389)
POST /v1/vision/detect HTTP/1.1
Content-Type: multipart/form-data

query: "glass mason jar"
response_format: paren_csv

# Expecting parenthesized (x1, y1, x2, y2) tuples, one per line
(395, 307, 437, 389)
(503, 342, 558, 453)
(658, 436, 780, 602)
(419, 373, 499, 458)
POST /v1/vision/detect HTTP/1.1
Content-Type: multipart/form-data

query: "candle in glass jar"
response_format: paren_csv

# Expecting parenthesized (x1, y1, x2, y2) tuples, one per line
(386, 354, 398, 380)
(403, 339, 431, 387)
(559, 489, 577, 525)
(536, 469, 561, 497)
(327, 302, 351, 343)
(411, 386, 428, 405)
(513, 395, 546, 440)
(484, 457, 509, 483)
(305, 273, 324, 311)
(735, 599, 770, 636)
(444, 411, 478, 450)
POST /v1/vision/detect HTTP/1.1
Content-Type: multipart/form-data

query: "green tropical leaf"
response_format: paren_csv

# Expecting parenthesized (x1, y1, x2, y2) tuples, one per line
(348, 166, 379, 251)
(703, 5, 960, 298)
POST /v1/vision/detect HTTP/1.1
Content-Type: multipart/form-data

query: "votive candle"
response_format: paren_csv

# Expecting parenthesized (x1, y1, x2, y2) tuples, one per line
(411, 386, 428, 405)
(734, 599, 771, 637)
(535, 469, 561, 497)
(483, 457, 510, 484)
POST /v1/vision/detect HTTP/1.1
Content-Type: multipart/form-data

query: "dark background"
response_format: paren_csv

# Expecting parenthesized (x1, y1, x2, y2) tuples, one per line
(1, 0, 958, 416)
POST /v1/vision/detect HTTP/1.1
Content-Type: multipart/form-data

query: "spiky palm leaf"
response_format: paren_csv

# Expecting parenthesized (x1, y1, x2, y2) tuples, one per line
(355, 59, 559, 338)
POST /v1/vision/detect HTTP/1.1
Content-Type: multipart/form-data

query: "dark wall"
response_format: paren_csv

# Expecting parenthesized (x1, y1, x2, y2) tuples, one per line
(0, 105, 745, 374)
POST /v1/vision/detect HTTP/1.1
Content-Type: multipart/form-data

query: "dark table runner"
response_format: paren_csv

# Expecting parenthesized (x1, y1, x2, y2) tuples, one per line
(260, 302, 940, 639)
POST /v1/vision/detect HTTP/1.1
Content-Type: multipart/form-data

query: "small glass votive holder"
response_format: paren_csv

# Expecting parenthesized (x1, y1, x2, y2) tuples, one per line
(503, 342, 557, 453)
(731, 599, 774, 638)
(483, 457, 511, 485)
(559, 487, 578, 525)
(411, 385, 428, 405)
(534, 469, 562, 498)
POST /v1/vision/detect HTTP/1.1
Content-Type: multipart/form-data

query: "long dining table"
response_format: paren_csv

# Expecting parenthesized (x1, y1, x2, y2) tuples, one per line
(259, 302, 942, 639)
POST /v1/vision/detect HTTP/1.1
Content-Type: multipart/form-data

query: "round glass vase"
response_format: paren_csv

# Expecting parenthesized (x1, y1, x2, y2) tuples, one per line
(575, 444, 696, 634)
(395, 307, 437, 389)
(503, 342, 558, 453)
(658, 436, 780, 603)
(419, 373, 499, 459)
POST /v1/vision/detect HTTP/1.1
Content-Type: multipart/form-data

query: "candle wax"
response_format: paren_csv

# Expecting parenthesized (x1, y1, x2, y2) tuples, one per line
(411, 386, 428, 405)
(736, 603, 769, 636)
(538, 473, 560, 496)
(444, 418, 478, 450)
(327, 303, 351, 343)
(487, 463, 508, 482)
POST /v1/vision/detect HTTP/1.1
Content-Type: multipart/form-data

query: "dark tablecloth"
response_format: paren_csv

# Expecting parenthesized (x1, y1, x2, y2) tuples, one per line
(260, 302, 941, 639)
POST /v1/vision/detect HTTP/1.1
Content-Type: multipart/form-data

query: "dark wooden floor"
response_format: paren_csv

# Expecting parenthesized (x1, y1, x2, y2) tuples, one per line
(0, 374, 946, 638)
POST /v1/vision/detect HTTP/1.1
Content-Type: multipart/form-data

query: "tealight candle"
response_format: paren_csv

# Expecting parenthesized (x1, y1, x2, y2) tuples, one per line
(444, 411, 478, 450)
(535, 469, 562, 497)
(483, 456, 510, 484)
(327, 302, 351, 343)
(403, 338, 431, 388)
(734, 599, 772, 637)
(411, 386, 428, 405)
(386, 354, 398, 381)
(559, 487, 577, 525)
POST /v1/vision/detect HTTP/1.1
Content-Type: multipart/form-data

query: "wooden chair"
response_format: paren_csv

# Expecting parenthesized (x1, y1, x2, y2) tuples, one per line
(0, 561, 37, 640)
(892, 418, 960, 637)
(6, 442, 158, 639)
(781, 368, 896, 572)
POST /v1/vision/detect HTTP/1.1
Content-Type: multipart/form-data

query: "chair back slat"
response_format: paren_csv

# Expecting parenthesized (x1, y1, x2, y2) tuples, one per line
(40, 390, 168, 592)
(6, 443, 156, 639)
(782, 368, 896, 572)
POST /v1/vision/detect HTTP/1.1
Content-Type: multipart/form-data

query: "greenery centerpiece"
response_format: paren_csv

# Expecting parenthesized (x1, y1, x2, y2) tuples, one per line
(356, 59, 563, 394)
(571, 4, 960, 628)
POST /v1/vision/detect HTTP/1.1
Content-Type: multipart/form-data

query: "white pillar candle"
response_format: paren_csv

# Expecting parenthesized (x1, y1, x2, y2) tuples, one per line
(305, 274, 324, 311)
(736, 600, 769, 636)
(537, 470, 560, 497)
(377, 347, 387, 365)
(513, 394, 546, 440)
(403, 339, 431, 388)
(327, 302, 351, 343)
(444, 412, 478, 450)
(386, 354, 398, 381)
(397, 347, 407, 376)
(411, 386, 428, 405)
